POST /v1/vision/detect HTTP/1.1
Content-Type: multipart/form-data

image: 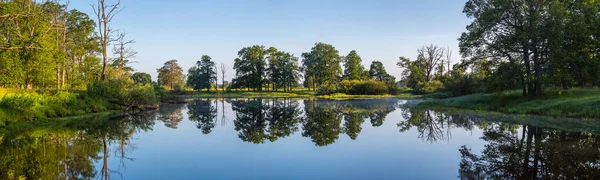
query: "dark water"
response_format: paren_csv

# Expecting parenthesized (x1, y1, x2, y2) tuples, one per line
(1, 98, 599, 179)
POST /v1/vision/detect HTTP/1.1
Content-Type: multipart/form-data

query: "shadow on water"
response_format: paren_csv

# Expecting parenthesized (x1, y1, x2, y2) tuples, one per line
(0, 98, 599, 179)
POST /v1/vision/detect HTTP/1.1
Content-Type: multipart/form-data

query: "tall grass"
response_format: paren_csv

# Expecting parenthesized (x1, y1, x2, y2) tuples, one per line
(418, 88, 600, 118)
(0, 90, 118, 126)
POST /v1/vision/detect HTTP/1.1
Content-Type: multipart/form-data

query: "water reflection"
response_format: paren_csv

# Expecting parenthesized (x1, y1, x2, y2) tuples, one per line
(459, 125, 600, 179)
(230, 98, 301, 144)
(0, 113, 155, 179)
(1, 98, 599, 179)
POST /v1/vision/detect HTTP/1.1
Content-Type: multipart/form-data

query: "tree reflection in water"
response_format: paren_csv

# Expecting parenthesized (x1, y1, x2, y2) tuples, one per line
(157, 103, 185, 129)
(3, 99, 600, 179)
(187, 99, 218, 134)
(0, 112, 156, 180)
(230, 98, 301, 144)
(459, 124, 600, 179)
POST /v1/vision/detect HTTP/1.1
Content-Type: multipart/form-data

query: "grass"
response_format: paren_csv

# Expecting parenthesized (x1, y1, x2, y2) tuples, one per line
(417, 88, 600, 118)
(0, 89, 122, 127)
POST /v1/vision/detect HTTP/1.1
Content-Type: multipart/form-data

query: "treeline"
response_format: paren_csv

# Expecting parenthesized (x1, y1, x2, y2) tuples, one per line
(0, 0, 146, 89)
(399, 0, 600, 97)
(0, 0, 162, 122)
(158, 43, 399, 95)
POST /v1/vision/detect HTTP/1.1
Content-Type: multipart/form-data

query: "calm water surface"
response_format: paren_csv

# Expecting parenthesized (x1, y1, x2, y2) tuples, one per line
(1, 98, 599, 179)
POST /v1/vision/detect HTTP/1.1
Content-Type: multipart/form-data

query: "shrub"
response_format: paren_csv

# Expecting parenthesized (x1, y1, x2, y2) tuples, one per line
(339, 80, 389, 95)
(417, 80, 444, 94)
(317, 83, 337, 95)
(127, 84, 159, 105)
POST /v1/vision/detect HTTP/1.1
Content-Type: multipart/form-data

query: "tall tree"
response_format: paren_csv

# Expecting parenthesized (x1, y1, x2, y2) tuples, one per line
(220, 62, 228, 91)
(417, 44, 445, 82)
(301, 42, 342, 89)
(369, 61, 388, 81)
(92, 0, 121, 81)
(233, 45, 275, 91)
(157, 60, 184, 89)
(343, 50, 366, 80)
(111, 32, 136, 78)
(267, 51, 300, 92)
(187, 55, 216, 92)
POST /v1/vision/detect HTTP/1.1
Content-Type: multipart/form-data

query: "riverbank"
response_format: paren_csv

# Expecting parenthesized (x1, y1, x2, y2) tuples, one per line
(166, 90, 420, 100)
(169, 90, 419, 100)
(416, 89, 600, 118)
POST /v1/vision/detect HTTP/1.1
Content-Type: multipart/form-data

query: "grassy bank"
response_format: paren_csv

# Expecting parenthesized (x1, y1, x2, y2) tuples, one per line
(417, 88, 600, 118)
(0, 89, 122, 127)
(0, 80, 161, 126)
(171, 90, 418, 100)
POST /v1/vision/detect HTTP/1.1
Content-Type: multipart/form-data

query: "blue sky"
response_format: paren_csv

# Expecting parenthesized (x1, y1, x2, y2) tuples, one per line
(69, 0, 471, 81)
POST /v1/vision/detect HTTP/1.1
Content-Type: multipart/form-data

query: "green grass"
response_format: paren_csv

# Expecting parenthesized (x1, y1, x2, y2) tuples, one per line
(0, 89, 122, 126)
(417, 88, 600, 118)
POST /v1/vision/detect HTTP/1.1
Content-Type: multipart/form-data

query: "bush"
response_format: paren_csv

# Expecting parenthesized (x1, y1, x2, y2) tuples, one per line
(350, 80, 389, 95)
(127, 84, 159, 105)
(417, 80, 444, 94)
(317, 83, 337, 95)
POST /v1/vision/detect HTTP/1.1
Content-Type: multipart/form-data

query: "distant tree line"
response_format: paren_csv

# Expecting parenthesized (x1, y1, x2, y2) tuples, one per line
(166, 43, 397, 95)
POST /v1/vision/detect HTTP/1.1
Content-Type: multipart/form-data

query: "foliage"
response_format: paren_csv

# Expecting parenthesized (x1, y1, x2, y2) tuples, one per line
(339, 80, 389, 95)
(460, 0, 600, 96)
(187, 55, 216, 91)
(317, 83, 338, 95)
(343, 50, 367, 80)
(302, 42, 342, 89)
(232, 45, 275, 91)
(130, 72, 152, 85)
(417, 80, 445, 94)
(267, 51, 301, 92)
(157, 60, 184, 89)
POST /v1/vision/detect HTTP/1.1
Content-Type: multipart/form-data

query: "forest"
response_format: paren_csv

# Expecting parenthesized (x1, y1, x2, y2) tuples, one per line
(1, 0, 600, 122)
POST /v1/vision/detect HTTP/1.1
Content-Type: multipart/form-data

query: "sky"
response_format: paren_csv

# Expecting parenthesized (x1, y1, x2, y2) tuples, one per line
(68, 0, 471, 81)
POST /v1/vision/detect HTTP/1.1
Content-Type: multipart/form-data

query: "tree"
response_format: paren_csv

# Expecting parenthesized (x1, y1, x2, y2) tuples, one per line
(417, 44, 444, 82)
(187, 55, 216, 92)
(157, 60, 184, 89)
(233, 45, 275, 91)
(343, 50, 367, 80)
(130, 72, 152, 85)
(111, 32, 136, 78)
(302, 42, 342, 89)
(220, 62, 228, 91)
(369, 61, 388, 81)
(267, 51, 301, 92)
(92, 0, 122, 81)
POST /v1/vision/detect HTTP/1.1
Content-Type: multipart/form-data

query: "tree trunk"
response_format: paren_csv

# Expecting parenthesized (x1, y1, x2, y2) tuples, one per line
(523, 46, 533, 96)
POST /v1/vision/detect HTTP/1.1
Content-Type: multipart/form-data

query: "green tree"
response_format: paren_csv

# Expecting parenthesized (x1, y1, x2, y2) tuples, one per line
(267, 51, 301, 92)
(302, 42, 342, 89)
(232, 45, 276, 91)
(157, 60, 184, 89)
(187, 55, 216, 92)
(131, 72, 152, 85)
(343, 50, 366, 80)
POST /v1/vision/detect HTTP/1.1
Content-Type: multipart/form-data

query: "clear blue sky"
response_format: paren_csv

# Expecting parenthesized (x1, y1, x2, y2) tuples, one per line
(69, 0, 470, 81)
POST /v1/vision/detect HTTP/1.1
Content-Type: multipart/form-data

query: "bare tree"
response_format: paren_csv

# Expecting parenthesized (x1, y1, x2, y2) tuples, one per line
(417, 44, 445, 82)
(112, 32, 137, 78)
(92, 0, 122, 80)
(214, 65, 219, 91)
(220, 62, 228, 91)
(446, 46, 452, 76)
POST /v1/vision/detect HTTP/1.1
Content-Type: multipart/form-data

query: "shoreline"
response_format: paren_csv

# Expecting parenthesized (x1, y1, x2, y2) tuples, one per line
(415, 89, 600, 119)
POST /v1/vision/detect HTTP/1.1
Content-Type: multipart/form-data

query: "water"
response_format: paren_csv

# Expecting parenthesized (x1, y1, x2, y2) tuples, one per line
(1, 98, 599, 179)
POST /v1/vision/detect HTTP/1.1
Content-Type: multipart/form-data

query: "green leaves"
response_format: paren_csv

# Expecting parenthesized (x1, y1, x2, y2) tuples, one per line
(187, 55, 216, 91)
